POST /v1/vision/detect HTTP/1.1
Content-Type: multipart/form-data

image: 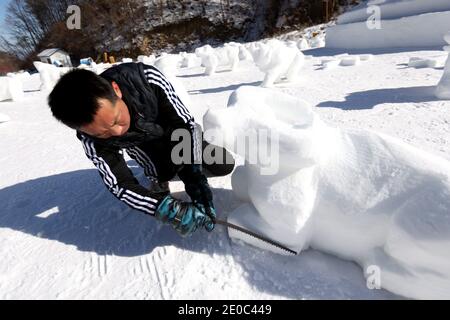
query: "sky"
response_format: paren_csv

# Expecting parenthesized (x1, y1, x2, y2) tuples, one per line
(0, 0, 11, 43)
(0, 0, 10, 30)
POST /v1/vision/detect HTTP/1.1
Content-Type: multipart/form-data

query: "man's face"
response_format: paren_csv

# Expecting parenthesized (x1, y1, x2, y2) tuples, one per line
(79, 82, 131, 139)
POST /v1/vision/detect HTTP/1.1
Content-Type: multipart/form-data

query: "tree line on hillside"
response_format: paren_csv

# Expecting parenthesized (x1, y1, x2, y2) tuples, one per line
(0, 0, 355, 71)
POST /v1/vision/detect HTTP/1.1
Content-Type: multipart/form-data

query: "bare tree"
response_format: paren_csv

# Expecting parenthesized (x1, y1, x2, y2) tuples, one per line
(5, 0, 44, 57)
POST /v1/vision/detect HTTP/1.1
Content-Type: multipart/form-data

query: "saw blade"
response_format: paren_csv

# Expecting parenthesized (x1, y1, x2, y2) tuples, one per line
(215, 219, 298, 255)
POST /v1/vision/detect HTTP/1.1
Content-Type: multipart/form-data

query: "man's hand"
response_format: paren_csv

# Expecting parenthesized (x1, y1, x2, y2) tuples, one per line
(194, 202, 216, 232)
(155, 195, 215, 236)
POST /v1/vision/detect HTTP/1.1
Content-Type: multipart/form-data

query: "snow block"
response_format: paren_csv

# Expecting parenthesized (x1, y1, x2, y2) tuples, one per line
(339, 56, 361, 66)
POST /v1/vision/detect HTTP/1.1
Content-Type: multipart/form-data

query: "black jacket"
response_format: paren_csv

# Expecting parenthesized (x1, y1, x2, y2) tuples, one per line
(76, 63, 202, 216)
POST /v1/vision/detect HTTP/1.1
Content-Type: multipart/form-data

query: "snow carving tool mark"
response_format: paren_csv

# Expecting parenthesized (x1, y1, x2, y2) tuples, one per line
(215, 219, 298, 255)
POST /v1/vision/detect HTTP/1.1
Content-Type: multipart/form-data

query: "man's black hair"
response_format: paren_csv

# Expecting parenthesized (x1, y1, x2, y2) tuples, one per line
(48, 69, 118, 129)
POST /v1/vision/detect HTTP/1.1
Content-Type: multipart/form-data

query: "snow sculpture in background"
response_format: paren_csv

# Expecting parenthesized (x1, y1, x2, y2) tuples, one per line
(436, 32, 450, 100)
(248, 39, 305, 87)
(309, 34, 325, 48)
(238, 45, 253, 61)
(179, 52, 203, 68)
(152, 54, 192, 118)
(195, 44, 239, 75)
(153, 53, 181, 77)
(297, 38, 310, 51)
(227, 42, 253, 61)
(77, 61, 112, 75)
(33, 61, 70, 92)
(137, 54, 156, 65)
(0, 75, 24, 102)
(7, 71, 31, 81)
(204, 86, 450, 300)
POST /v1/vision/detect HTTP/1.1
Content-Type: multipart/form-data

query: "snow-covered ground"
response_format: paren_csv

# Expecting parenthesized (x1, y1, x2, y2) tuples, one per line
(1, 44, 449, 299)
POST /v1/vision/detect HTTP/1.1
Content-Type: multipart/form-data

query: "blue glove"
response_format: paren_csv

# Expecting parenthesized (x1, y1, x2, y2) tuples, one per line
(194, 202, 216, 232)
(155, 195, 215, 236)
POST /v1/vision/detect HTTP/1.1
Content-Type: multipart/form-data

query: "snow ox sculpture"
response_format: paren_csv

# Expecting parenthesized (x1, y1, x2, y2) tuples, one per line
(195, 44, 239, 76)
(203, 86, 450, 299)
(248, 40, 305, 87)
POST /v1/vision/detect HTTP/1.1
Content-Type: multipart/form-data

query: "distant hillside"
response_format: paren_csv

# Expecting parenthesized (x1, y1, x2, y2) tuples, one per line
(2, 0, 357, 68)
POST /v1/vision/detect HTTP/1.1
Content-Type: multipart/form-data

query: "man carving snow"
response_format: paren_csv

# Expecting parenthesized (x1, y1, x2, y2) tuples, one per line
(48, 63, 234, 236)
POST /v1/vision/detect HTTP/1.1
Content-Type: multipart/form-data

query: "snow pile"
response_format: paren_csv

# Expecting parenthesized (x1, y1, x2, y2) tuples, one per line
(436, 32, 450, 99)
(326, 0, 450, 49)
(0, 112, 10, 123)
(0, 75, 24, 102)
(195, 44, 240, 76)
(204, 86, 450, 300)
(33, 62, 71, 92)
(248, 39, 305, 87)
(122, 58, 133, 63)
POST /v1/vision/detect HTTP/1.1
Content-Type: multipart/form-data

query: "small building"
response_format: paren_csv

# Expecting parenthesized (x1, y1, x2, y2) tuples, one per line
(37, 48, 72, 67)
